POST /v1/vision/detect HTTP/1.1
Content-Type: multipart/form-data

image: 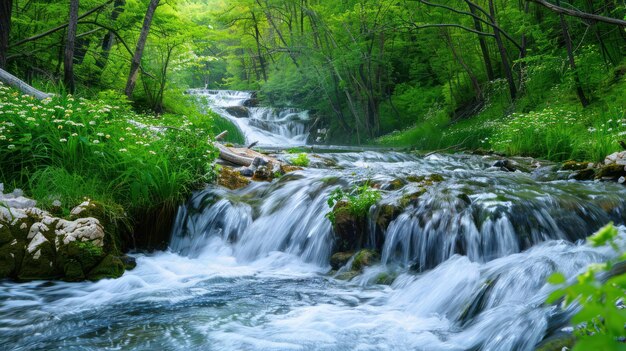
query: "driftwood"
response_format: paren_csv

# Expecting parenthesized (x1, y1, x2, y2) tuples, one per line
(247, 141, 259, 149)
(0, 68, 52, 100)
(216, 143, 255, 167)
(215, 130, 228, 141)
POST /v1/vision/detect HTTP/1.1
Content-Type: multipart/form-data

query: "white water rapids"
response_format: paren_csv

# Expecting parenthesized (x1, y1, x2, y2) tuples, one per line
(1, 92, 626, 351)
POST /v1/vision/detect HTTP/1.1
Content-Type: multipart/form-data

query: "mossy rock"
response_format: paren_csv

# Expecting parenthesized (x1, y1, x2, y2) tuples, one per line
(69, 200, 127, 255)
(560, 160, 590, 171)
(87, 254, 125, 281)
(0, 223, 14, 246)
(534, 333, 575, 351)
(596, 163, 626, 180)
(400, 189, 427, 207)
(332, 201, 366, 252)
(571, 168, 596, 181)
(57, 240, 105, 274)
(218, 167, 251, 190)
(252, 165, 273, 182)
(0, 241, 21, 278)
(374, 272, 396, 285)
(387, 179, 406, 190)
(18, 239, 58, 280)
(330, 251, 354, 270)
(352, 249, 380, 271)
(376, 204, 401, 230)
(62, 259, 85, 282)
(280, 165, 303, 174)
(334, 270, 360, 281)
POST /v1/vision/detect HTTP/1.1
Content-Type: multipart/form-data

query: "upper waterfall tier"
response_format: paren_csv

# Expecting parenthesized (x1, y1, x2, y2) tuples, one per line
(189, 89, 310, 147)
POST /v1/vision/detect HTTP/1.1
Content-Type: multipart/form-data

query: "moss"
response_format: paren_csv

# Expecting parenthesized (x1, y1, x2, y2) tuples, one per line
(596, 164, 626, 179)
(280, 165, 303, 174)
(57, 240, 105, 274)
(87, 254, 125, 281)
(0, 224, 13, 246)
(0, 242, 19, 278)
(374, 272, 396, 285)
(376, 204, 400, 230)
(330, 251, 354, 270)
(572, 168, 596, 181)
(561, 160, 590, 171)
(218, 167, 251, 190)
(70, 200, 128, 255)
(352, 249, 380, 271)
(62, 259, 85, 282)
(534, 333, 576, 351)
(18, 240, 58, 280)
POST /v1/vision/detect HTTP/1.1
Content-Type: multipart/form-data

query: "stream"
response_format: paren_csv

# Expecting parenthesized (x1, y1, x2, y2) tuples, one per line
(1, 90, 625, 350)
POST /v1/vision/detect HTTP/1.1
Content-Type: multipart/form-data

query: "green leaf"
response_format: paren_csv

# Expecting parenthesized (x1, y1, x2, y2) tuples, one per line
(548, 273, 567, 285)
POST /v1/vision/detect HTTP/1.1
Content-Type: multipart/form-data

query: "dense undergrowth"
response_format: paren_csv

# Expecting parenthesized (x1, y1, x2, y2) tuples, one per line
(378, 58, 626, 163)
(0, 83, 242, 246)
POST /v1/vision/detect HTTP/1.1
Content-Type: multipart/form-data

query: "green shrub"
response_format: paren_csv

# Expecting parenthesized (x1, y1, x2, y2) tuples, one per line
(290, 153, 310, 167)
(326, 183, 382, 223)
(547, 223, 626, 350)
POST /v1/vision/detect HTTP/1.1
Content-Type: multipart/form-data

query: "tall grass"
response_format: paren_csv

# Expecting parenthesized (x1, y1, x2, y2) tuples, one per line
(0, 84, 220, 223)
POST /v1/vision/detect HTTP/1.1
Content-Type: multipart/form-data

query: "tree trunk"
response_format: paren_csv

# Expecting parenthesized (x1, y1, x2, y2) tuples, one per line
(0, 0, 12, 69)
(125, 0, 159, 99)
(556, 0, 589, 107)
(467, 1, 494, 81)
(0, 68, 52, 100)
(96, 0, 125, 70)
(64, 0, 80, 93)
(488, 0, 517, 100)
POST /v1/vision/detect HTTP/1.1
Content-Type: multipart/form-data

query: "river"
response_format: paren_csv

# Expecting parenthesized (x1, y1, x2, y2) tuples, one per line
(1, 90, 625, 350)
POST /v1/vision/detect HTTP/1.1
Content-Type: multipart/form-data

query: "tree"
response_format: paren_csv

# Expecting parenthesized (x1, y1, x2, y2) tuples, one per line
(125, 0, 160, 99)
(0, 0, 12, 69)
(64, 0, 80, 93)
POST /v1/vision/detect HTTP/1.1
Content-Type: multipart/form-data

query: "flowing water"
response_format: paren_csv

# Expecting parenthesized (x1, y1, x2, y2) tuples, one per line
(2, 92, 626, 351)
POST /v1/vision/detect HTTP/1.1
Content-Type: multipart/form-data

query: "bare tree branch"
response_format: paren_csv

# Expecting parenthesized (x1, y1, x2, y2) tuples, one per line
(527, 0, 626, 26)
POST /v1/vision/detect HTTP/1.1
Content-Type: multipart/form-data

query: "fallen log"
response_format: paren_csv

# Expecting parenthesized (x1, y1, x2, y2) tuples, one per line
(216, 143, 255, 167)
(0, 68, 52, 100)
(215, 130, 228, 141)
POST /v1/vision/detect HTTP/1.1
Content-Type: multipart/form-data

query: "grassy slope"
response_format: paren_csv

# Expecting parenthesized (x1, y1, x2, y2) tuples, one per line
(377, 63, 626, 163)
(0, 85, 242, 245)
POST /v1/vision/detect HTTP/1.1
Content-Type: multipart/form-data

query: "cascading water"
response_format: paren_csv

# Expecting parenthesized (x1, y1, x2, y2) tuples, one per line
(189, 89, 310, 146)
(2, 93, 626, 351)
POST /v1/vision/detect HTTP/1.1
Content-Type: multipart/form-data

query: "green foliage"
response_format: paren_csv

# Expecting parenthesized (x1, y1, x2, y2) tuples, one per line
(326, 184, 382, 224)
(0, 85, 218, 218)
(75, 241, 104, 258)
(290, 153, 310, 167)
(547, 223, 626, 350)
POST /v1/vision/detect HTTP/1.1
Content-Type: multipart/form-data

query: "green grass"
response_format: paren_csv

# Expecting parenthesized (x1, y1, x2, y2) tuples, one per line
(377, 62, 626, 163)
(0, 84, 223, 229)
(290, 153, 310, 167)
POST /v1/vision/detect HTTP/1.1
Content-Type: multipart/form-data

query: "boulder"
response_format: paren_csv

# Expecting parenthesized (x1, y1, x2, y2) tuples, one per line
(596, 163, 626, 180)
(87, 254, 125, 281)
(0, 191, 127, 281)
(330, 251, 353, 270)
(332, 201, 367, 252)
(218, 167, 251, 190)
(252, 165, 273, 182)
(352, 249, 380, 271)
(604, 151, 626, 166)
(225, 106, 250, 118)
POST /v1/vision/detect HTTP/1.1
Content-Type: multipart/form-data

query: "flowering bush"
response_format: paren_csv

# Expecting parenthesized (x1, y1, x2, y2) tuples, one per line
(0, 83, 219, 216)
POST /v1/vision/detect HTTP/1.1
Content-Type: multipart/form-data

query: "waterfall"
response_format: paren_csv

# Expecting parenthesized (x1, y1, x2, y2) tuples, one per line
(188, 89, 310, 146)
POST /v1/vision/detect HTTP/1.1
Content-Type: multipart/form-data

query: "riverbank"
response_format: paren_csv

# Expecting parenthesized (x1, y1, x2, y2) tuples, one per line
(0, 84, 243, 280)
(376, 65, 626, 163)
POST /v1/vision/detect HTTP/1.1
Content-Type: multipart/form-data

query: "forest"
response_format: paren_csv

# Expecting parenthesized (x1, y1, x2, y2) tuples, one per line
(0, 1, 626, 350)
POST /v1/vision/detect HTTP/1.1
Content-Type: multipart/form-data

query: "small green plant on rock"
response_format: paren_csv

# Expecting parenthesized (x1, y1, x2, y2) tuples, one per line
(290, 153, 310, 167)
(326, 183, 382, 224)
(547, 223, 626, 351)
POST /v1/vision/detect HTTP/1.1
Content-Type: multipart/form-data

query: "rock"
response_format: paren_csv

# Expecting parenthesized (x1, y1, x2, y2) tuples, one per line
(252, 165, 273, 182)
(560, 160, 591, 171)
(596, 163, 626, 180)
(534, 332, 575, 351)
(280, 165, 303, 174)
(251, 156, 268, 167)
(87, 254, 125, 281)
(239, 167, 255, 177)
(332, 201, 366, 252)
(604, 151, 626, 165)
(218, 167, 251, 190)
(375, 204, 401, 232)
(386, 179, 406, 190)
(569, 168, 595, 181)
(119, 255, 137, 270)
(492, 159, 517, 172)
(55, 218, 105, 247)
(374, 272, 396, 285)
(330, 251, 353, 270)
(62, 259, 85, 282)
(225, 106, 250, 118)
(352, 249, 379, 271)
(19, 233, 57, 280)
(243, 98, 259, 107)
